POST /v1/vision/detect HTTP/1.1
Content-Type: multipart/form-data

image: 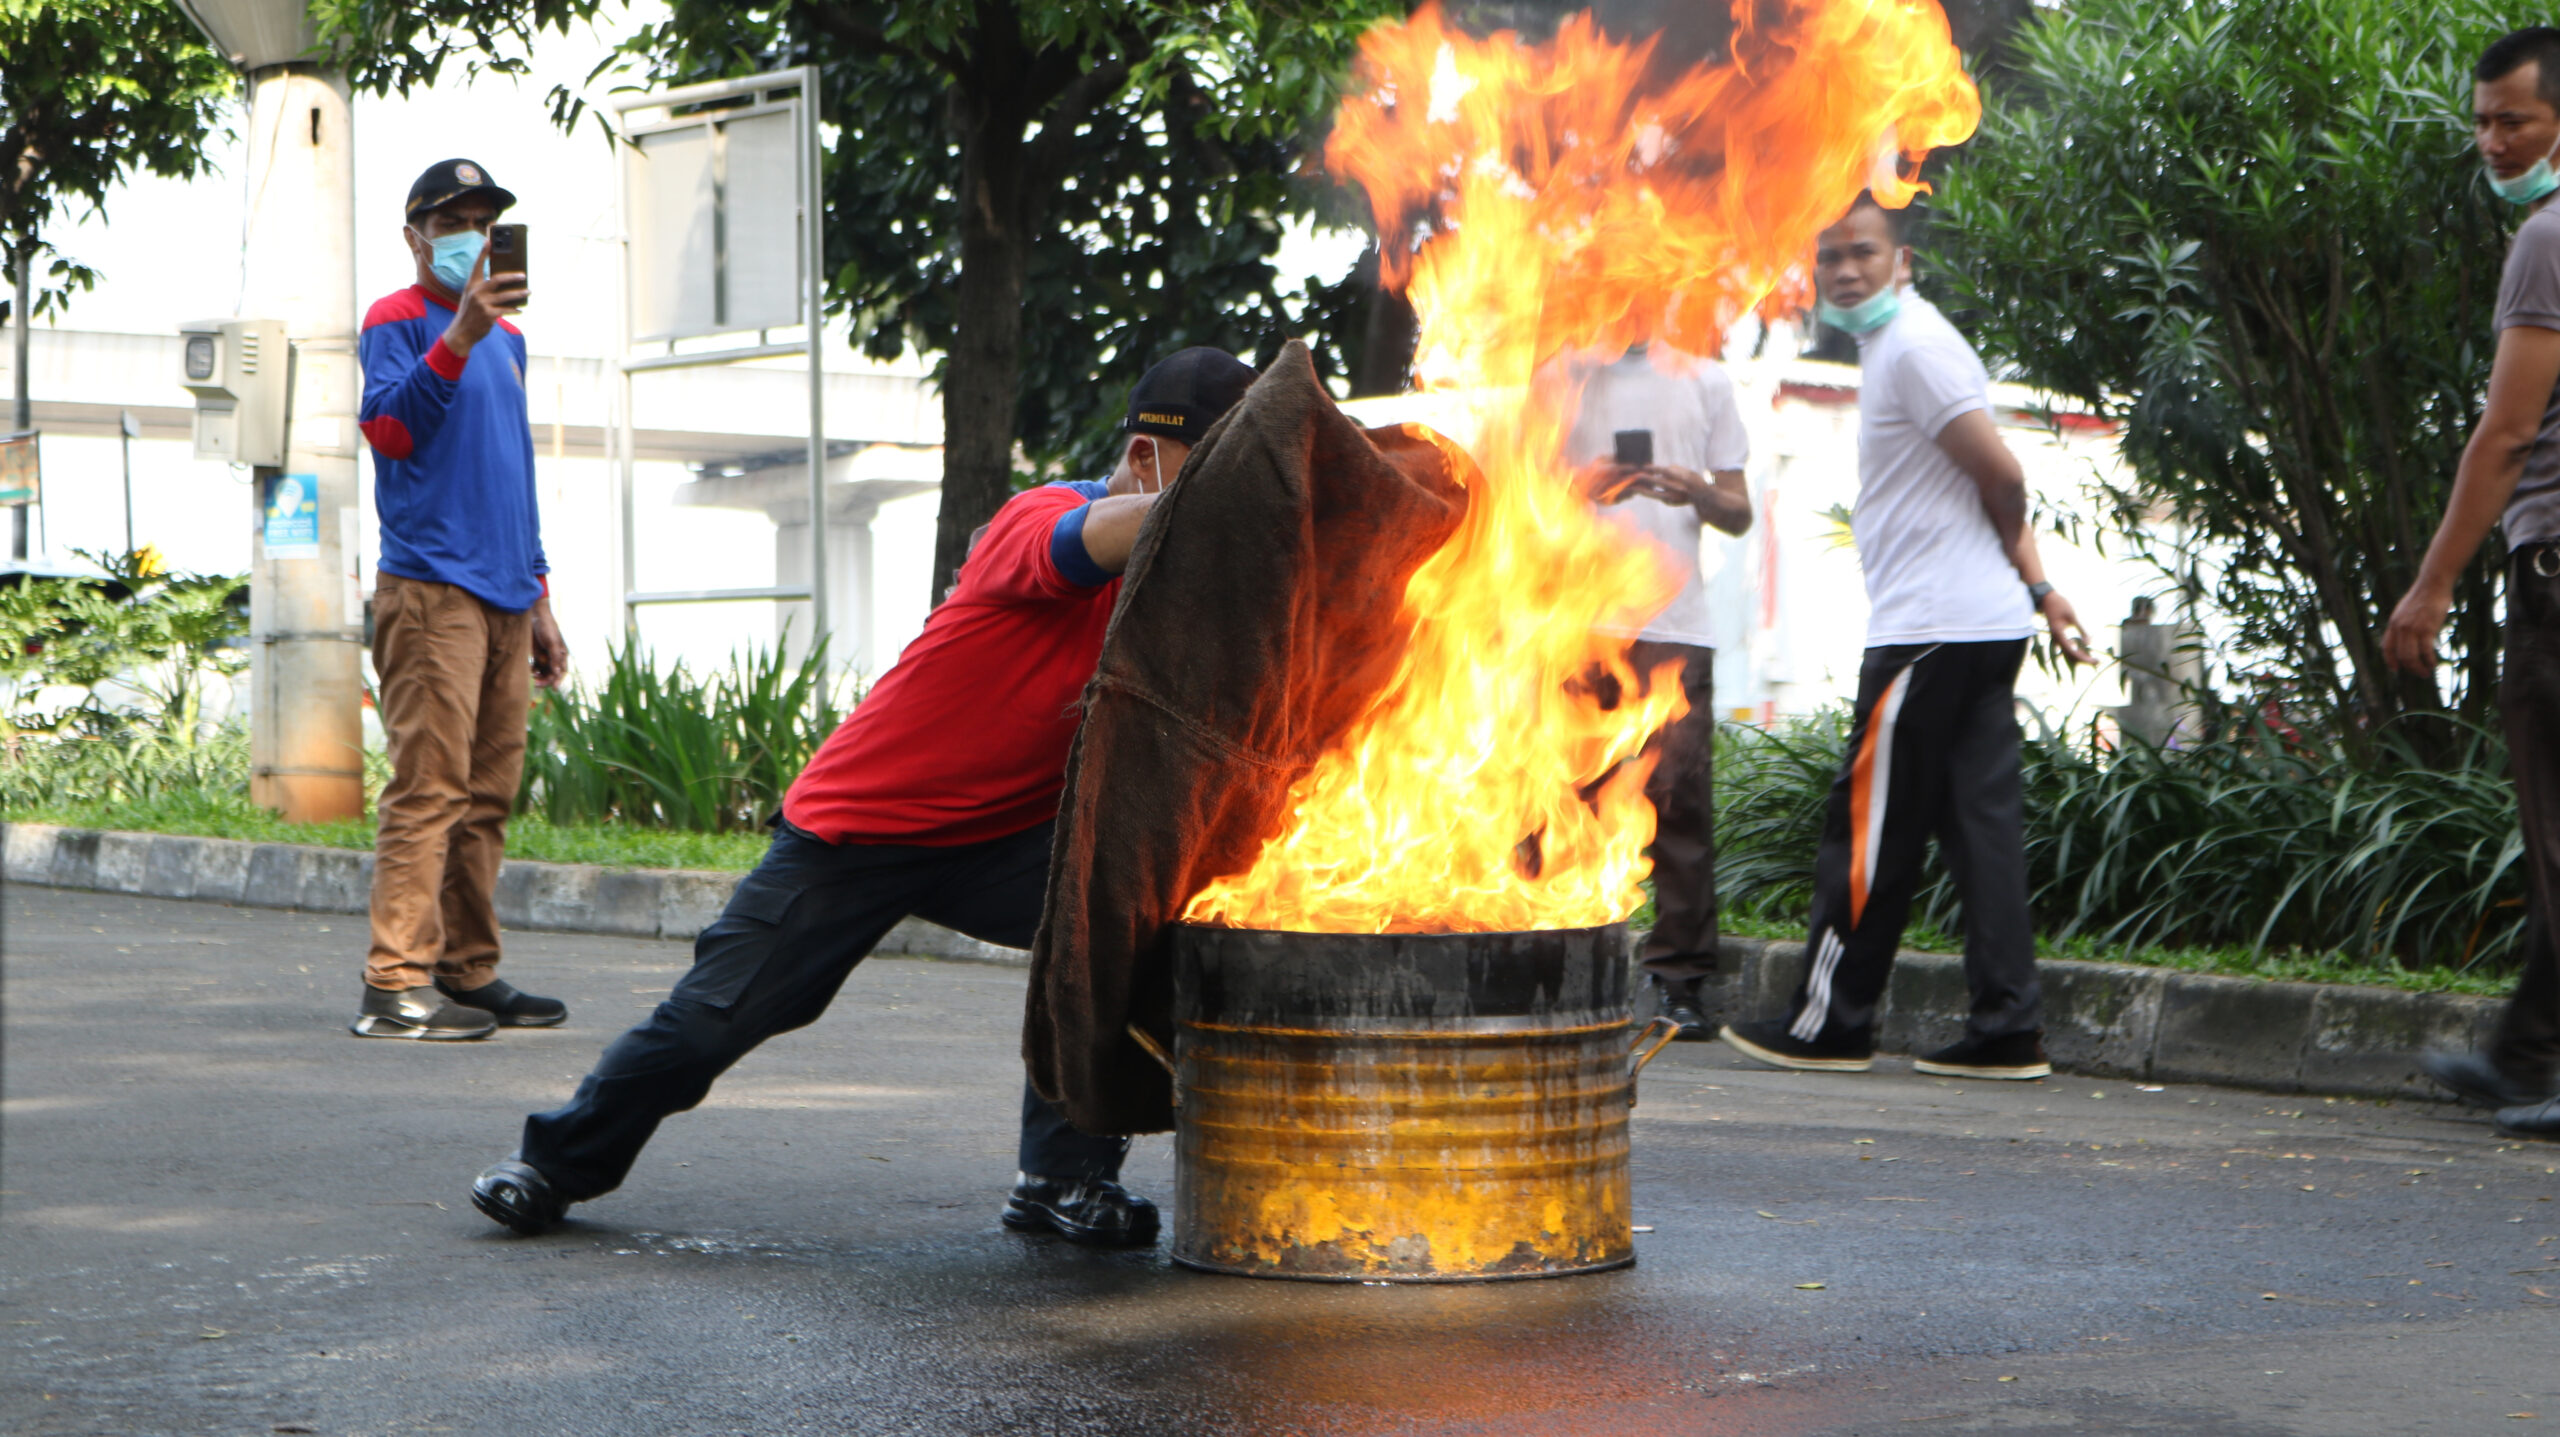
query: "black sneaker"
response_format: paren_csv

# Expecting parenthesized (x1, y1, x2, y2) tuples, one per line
(351, 983, 497, 1040)
(1649, 975, 1712, 1041)
(1000, 1174, 1160, 1248)
(1719, 1018, 1873, 1072)
(1914, 1030, 2052, 1080)
(2421, 1050, 2556, 1110)
(436, 976, 567, 1028)
(471, 1159, 567, 1235)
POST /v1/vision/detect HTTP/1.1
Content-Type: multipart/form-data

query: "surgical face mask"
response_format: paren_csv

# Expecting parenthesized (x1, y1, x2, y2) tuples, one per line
(1815, 283, 1902, 335)
(2489, 145, 2560, 205)
(411, 226, 485, 292)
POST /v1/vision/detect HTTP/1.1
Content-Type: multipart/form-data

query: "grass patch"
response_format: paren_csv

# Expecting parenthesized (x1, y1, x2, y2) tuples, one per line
(9, 790, 771, 873)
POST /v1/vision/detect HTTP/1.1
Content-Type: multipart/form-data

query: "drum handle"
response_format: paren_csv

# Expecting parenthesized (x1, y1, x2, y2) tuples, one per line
(1126, 1024, 1180, 1110)
(1627, 1016, 1683, 1105)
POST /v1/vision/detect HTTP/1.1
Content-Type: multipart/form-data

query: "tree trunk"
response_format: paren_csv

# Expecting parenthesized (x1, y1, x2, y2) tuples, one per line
(931, 91, 1031, 603)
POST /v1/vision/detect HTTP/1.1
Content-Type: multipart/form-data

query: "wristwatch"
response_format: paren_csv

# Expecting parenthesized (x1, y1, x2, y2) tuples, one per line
(2025, 580, 2054, 605)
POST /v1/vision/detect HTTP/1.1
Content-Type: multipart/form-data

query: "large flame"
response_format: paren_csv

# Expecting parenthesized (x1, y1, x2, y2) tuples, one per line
(1183, 0, 1979, 934)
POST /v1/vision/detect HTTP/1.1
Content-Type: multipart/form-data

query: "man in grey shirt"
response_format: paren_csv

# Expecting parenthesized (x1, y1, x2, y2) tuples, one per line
(2389, 26, 2560, 1135)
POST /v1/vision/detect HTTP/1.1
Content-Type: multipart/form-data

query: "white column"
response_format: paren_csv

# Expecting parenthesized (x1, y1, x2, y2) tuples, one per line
(240, 66, 364, 822)
(770, 476, 877, 675)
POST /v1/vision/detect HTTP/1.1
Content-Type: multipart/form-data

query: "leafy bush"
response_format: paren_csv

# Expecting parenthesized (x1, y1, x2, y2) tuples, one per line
(517, 637, 852, 832)
(1715, 711, 2526, 971)
(0, 552, 249, 739)
(1929, 0, 2514, 742)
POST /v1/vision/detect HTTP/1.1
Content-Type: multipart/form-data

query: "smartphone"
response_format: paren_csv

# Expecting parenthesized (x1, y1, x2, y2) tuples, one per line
(1613, 429, 1653, 467)
(488, 223, 528, 300)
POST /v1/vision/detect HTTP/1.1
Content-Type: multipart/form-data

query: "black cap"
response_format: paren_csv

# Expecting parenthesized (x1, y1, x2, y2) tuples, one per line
(404, 158, 517, 224)
(1124, 347, 1256, 440)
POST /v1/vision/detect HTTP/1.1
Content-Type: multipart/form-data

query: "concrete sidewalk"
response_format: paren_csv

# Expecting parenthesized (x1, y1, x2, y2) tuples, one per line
(6, 887, 2558, 1436)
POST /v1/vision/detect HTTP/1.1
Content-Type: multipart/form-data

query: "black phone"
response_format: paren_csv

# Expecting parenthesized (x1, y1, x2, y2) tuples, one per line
(1613, 429, 1653, 467)
(488, 223, 528, 295)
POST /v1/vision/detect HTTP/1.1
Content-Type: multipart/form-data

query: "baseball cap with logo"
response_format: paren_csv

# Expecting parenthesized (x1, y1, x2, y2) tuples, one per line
(404, 158, 518, 224)
(1123, 347, 1258, 440)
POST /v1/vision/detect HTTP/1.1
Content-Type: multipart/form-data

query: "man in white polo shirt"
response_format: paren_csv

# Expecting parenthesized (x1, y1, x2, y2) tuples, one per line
(1560, 342, 1753, 1038)
(1722, 191, 2091, 1080)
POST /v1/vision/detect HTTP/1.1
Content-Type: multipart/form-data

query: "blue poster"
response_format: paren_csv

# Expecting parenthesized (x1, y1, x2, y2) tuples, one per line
(262, 472, 319, 560)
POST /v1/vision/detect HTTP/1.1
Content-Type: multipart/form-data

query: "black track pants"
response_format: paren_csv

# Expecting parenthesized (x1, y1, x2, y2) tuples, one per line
(520, 820, 1128, 1203)
(1785, 639, 2042, 1045)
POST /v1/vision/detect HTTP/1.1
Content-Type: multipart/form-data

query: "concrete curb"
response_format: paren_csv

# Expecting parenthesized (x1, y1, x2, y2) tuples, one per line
(5, 822, 2500, 1100)
(1667, 935, 2500, 1103)
(0, 822, 1020, 967)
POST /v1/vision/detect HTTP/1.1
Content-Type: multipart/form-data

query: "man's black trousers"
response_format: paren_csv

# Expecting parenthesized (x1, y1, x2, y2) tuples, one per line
(1785, 638, 2042, 1045)
(520, 820, 1127, 1203)
(2489, 544, 2560, 1085)
(1630, 639, 1721, 982)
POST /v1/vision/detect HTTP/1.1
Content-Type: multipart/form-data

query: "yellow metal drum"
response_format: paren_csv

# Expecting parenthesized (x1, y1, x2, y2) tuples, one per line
(1148, 923, 1677, 1282)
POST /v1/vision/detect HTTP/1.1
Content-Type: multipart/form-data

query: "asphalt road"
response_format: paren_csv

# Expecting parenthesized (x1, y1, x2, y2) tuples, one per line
(6, 886, 2558, 1436)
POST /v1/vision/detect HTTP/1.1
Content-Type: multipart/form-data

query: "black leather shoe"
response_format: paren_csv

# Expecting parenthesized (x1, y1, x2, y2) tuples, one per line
(1649, 975, 1711, 1041)
(1001, 1174, 1160, 1248)
(2421, 1049, 2556, 1110)
(437, 977, 568, 1028)
(471, 1159, 567, 1235)
(2497, 1095, 2560, 1141)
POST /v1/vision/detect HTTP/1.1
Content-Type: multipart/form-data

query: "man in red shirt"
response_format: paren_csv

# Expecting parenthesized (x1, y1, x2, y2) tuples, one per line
(470, 349, 1258, 1245)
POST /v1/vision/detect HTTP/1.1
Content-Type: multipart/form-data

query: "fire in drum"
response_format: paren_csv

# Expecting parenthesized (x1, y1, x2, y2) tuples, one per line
(1139, 2, 1977, 1281)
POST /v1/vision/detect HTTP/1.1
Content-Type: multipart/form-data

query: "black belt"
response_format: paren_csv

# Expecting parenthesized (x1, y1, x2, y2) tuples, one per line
(2524, 542, 2560, 579)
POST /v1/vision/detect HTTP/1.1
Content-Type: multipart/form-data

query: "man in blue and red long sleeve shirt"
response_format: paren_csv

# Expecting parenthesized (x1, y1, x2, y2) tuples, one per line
(468, 347, 1258, 1249)
(349, 158, 572, 1043)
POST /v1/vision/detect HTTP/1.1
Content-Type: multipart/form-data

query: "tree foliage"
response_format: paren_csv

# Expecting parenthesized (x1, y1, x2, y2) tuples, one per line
(318, 0, 1400, 598)
(1928, 0, 2517, 746)
(0, 0, 234, 315)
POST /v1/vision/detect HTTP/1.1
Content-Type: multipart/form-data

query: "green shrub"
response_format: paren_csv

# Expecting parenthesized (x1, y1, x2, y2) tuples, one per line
(0, 554, 249, 739)
(1715, 712, 2527, 972)
(516, 636, 853, 832)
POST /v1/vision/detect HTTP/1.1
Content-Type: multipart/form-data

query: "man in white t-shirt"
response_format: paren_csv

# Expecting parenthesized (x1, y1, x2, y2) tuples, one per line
(1560, 343, 1752, 1039)
(1722, 191, 2091, 1081)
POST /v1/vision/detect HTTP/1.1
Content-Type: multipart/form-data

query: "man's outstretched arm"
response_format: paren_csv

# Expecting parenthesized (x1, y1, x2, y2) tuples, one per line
(2385, 323, 2560, 674)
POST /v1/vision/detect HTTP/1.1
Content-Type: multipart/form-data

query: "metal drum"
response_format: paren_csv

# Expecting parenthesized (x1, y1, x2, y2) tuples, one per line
(1139, 922, 1678, 1282)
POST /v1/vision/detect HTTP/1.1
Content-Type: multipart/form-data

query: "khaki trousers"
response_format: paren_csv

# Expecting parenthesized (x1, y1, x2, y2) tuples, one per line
(365, 574, 532, 992)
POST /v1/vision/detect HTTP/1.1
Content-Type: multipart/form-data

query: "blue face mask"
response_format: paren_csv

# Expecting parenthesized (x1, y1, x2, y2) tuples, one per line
(1816, 284, 1902, 335)
(2490, 153, 2560, 206)
(413, 227, 485, 293)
